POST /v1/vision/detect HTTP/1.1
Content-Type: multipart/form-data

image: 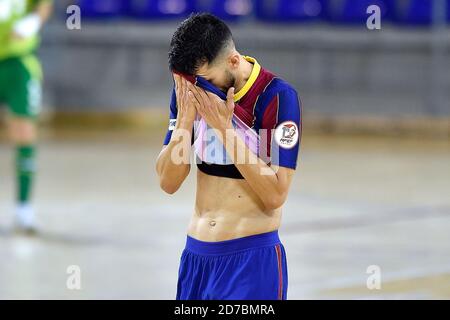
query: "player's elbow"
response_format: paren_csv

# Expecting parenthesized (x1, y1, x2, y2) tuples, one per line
(157, 167, 190, 194)
(263, 194, 286, 211)
(159, 178, 181, 194)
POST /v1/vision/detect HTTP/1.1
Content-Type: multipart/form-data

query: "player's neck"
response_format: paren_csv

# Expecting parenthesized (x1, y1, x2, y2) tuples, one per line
(234, 56, 254, 92)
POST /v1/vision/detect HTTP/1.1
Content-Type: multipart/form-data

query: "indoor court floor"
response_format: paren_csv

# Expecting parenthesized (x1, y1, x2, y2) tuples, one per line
(0, 128, 449, 299)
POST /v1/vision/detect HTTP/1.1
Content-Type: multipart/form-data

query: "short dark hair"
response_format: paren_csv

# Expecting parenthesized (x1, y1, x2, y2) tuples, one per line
(168, 13, 233, 75)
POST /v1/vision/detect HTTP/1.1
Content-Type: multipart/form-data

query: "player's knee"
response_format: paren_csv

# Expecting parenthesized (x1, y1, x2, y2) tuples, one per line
(8, 118, 37, 144)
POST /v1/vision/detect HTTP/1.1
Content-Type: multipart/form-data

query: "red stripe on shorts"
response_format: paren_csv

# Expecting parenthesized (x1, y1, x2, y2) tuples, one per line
(275, 244, 283, 300)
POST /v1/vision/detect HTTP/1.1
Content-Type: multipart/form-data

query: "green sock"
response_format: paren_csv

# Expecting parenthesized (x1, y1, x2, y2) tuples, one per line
(16, 145, 36, 205)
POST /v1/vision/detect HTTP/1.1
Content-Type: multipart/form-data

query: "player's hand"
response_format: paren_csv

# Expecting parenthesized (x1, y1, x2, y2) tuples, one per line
(187, 81, 235, 132)
(174, 74, 197, 126)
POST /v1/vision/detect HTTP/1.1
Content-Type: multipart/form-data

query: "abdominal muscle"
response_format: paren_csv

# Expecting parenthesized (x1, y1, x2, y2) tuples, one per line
(187, 169, 282, 242)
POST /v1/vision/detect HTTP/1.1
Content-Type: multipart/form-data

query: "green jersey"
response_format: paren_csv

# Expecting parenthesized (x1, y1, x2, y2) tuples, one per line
(0, 0, 47, 61)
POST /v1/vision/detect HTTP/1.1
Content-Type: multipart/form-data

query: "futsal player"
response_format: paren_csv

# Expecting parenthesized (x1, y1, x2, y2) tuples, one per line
(0, 0, 53, 232)
(156, 13, 302, 300)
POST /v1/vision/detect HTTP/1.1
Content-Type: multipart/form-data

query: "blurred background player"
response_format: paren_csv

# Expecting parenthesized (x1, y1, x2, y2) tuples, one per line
(0, 0, 53, 233)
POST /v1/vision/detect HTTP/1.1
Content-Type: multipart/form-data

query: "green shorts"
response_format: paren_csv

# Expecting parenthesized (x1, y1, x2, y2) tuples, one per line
(0, 55, 42, 119)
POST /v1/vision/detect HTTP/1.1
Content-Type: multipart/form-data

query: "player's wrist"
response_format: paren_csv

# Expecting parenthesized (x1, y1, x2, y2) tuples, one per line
(215, 121, 235, 146)
(217, 118, 234, 134)
(175, 117, 194, 130)
(13, 13, 42, 39)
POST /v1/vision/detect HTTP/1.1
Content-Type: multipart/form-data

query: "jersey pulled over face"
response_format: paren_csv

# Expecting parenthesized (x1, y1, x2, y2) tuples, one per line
(0, 0, 45, 60)
(164, 56, 302, 179)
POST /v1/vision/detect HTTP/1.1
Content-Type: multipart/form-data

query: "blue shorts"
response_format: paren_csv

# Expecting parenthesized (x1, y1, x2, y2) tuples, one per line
(176, 230, 288, 300)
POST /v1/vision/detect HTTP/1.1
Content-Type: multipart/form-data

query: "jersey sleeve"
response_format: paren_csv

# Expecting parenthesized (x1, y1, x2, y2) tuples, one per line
(270, 88, 302, 169)
(163, 87, 178, 145)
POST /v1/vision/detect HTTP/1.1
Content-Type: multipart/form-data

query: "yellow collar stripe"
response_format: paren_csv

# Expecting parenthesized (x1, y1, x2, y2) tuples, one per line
(234, 56, 261, 102)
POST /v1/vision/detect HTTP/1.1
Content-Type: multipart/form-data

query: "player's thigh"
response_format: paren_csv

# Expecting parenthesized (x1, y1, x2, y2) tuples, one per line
(2, 57, 41, 143)
(5, 57, 42, 121)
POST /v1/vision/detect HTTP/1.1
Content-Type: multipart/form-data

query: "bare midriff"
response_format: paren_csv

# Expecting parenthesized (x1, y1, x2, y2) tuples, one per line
(187, 169, 281, 242)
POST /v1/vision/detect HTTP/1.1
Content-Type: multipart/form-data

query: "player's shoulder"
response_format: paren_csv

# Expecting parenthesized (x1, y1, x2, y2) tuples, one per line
(260, 74, 300, 106)
(259, 72, 301, 119)
(259, 69, 298, 98)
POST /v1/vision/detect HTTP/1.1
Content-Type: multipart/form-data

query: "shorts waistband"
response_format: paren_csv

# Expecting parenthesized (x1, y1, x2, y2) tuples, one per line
(185, 230, 281, 255)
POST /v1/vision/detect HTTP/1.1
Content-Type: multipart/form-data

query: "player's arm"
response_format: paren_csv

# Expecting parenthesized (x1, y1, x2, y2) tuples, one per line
(35, 0, 53, 23)
(188, 83, 301, 210)
(156, 75, 196, 194)
(12, 0, 53, 39)
(224, 140, 296, 211)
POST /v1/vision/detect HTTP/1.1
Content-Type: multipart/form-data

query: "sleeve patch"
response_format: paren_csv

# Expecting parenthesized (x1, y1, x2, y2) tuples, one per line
(274, 121, 299, 149)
